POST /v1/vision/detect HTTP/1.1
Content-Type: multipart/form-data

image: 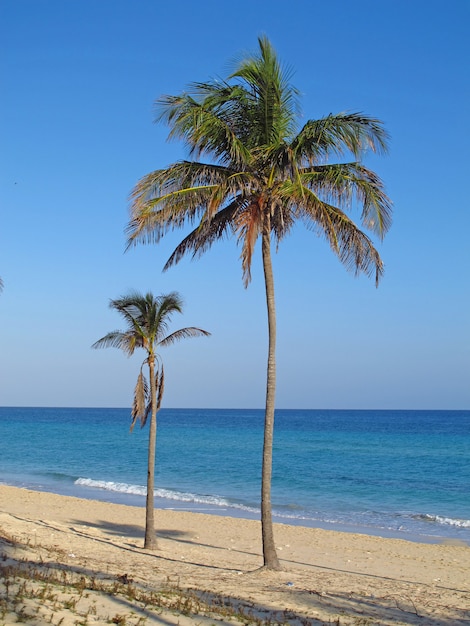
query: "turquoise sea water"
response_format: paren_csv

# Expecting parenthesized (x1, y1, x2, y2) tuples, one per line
(1, 407, 469, 543)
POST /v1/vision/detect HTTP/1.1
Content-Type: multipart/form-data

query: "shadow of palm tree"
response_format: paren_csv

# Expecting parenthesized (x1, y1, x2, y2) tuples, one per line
(71, 517, 260, 559)
(69, 518, 240, 571)
(71, 518, 191, 540)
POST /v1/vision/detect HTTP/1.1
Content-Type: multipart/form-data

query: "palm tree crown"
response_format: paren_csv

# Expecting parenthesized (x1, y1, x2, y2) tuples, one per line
(92, 290, 209, 429)
(92, 291, 205, 356)
(127, 36, 391, 286)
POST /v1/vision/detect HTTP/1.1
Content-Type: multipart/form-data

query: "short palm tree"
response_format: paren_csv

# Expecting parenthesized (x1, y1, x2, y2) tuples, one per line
(92, 290, 210, 549)
(126, 37, 392, 568)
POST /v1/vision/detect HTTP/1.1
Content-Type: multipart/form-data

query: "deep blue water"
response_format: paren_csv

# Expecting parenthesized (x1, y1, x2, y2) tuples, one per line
(1, 407, 469, 543)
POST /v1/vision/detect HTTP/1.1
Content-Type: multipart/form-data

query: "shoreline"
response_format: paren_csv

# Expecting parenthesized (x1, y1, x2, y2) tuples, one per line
(1, 484, 469, 624)
(1, 476, 465, 546)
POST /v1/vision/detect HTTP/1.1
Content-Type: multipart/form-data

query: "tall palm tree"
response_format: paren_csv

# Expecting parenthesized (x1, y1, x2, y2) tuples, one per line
(126, 37, 392, 569)
(92, 290, 210, 549)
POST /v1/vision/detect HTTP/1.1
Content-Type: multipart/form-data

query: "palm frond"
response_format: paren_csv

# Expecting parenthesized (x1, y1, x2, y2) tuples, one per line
(159, 326, 211, 348)
(269, 196, 296, 245)
(131, 161, 229, 207)
(141, 402, 152, 429)
(292, 113, 389, 163)
(127, 162, 240, 248)
(91, 330, 139, 356)
(130, 370, 149, 432)
(230, 35, 299, 146)
(156, 85, 252, 167)
(156, 366, 165, 411)
(293, 187, 384, 285)
(162, 201, 240, 270)
(153, 292, 184, 340)
(107, 295, 149, 345)
(300, 163, 392, 238)
(235, 199, 263, 286)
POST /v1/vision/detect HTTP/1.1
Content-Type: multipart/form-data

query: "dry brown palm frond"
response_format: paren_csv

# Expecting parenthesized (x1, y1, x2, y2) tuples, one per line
(235, 199, 263, 286)
(141, 402, 151, 429)
(130, 370, 148, 432)
(156, 366, 165, 412)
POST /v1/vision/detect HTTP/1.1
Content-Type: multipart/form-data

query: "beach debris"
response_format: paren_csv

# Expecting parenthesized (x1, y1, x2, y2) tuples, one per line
(117, 573, 133, 584)
(286, 582, 294, 587)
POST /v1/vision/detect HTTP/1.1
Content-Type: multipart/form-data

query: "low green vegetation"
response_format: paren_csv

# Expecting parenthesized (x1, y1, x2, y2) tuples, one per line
(2, 526, 330, 625)
(0, 530, 373, 626)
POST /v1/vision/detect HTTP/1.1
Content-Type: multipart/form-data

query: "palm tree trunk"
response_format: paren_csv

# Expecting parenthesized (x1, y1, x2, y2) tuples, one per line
(144, 354, 157, 549)
(260, 217, 281, 570)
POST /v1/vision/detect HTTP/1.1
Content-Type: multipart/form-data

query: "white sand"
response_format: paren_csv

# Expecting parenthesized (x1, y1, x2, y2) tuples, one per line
(0, 485, 469, 624)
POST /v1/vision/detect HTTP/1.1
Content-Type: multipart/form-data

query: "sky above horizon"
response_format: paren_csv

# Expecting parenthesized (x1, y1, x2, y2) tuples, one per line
(1, 0, 469, 410)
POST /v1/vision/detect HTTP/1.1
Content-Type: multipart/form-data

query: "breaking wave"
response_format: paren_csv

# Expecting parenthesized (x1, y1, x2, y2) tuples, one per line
(415, 513, 470, 529)
(74, 477, 254, 511)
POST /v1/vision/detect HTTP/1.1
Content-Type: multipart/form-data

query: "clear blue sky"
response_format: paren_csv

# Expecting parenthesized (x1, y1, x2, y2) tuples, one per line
(1, 0, 469, 409)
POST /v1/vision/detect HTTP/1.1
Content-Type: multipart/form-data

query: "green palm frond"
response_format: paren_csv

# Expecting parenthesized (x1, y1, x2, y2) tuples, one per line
(91, 330, 123, 350)
(91, 330, 140, 356)
(300, 163, 392, 238)
(163, 201, 240, 270)
(159, 326, 211, 347)
(230, 35, 299, 146)
(153, 292, 183, 340)
(293, 188, 384, 284)
(157, 85, 252, 167)
(127, 162, 242, 248)
(292, 113, 389, 163)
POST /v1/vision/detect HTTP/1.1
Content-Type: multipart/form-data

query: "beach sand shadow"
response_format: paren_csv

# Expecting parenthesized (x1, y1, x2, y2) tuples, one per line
(70, 518, 193, 542)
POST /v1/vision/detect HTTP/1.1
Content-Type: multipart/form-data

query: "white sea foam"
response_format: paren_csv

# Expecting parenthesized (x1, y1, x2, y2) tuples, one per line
(74, 478, 470, 536)
(76, 478, 147, 496)
(419, 514, 470, 529)
(75, 477, 239, 509)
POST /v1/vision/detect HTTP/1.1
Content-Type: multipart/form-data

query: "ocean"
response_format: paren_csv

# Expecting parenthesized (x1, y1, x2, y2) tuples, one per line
(1, 407, 469, 543)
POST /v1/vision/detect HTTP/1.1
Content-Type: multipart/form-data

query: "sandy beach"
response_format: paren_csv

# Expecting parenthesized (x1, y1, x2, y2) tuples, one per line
(0, 484, 469, 625)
